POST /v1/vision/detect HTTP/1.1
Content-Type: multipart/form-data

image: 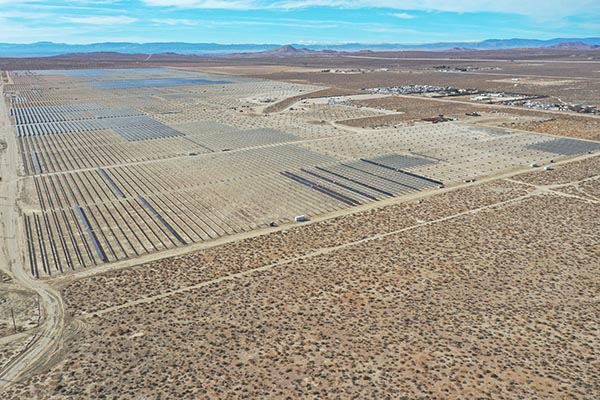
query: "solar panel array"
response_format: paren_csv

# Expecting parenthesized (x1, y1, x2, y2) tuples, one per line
(12, 101, 186, 142)
(527, 138, 600, 155)
(366, 154, 437, 170)
(5, 68, 599, 279)
(174, 120, 240, 135)
(104, 117, 186, 141)
(90, 78, 232, 90)
(185, 128, 301, 151)
(281, 158, 440, 206)
(11, 103, 107, 124)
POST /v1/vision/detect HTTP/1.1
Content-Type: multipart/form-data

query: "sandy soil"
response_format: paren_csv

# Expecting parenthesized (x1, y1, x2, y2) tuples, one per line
(0, 335, 37, 371)
(341, 94, 600, 140)
(61, 179, 534, 315)
(344, 96, 501, 126)
(0, 289, 39, 336)
(1, 53, 599, 398)
(512, 155, 600, 186)
(1, 155, 598, 399)
(261, 69, 600, 105)
(263, 87, 361, 113)
(506, 118, 600, 141)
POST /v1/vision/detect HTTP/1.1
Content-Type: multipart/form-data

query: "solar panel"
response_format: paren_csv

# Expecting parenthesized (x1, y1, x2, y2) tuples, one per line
(76, 205, 107, 262)
(139, 196, 187, 245)
(98, 168, 125, 197)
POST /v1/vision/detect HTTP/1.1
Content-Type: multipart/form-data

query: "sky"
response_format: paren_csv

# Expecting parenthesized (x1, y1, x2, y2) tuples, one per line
(0, 0, 599, 44)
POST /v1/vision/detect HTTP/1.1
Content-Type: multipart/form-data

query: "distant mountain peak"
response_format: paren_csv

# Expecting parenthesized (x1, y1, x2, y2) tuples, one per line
(546, 41, 599, 50)
(278, 44, 299, 52)
(266, 45, 314, 55)
(447, 47, 473, 52)
(224, 44, 318, 58)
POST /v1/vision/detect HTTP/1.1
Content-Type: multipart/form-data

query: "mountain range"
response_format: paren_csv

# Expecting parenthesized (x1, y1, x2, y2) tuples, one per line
(1, 38, 599, 57)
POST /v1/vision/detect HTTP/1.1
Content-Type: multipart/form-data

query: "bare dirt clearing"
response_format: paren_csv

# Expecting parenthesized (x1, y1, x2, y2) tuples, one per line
(0, 289, 39, 336)
(507, 118, 600, 141)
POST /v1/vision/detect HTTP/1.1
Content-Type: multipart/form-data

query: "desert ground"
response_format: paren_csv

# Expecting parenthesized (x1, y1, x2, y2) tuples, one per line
(0, 49, 598, 399)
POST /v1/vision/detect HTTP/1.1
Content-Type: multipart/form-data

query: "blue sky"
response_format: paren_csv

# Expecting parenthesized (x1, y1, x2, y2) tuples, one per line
(0, 0, 599, 44)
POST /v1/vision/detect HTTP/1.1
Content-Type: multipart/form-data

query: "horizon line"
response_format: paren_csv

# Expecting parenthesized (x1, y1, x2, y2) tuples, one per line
(2, 37, 600, 47)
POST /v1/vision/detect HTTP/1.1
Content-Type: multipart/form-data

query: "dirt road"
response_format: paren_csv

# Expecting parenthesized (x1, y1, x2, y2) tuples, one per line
(0, 82, 65, 388)
(0, 77, 596, 391)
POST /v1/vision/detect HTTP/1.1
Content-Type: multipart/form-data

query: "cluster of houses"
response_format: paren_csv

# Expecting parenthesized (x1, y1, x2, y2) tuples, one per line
(368, 85, 479, 97)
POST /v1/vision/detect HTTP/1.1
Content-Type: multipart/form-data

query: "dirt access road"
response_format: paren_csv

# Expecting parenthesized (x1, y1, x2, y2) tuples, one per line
(0, 75, 597, 391)
(0, 82, 65, 388)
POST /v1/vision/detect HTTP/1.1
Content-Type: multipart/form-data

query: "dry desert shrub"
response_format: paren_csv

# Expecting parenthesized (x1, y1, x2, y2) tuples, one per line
(63, 179, 534, 315)
(4, 192, 599, 399)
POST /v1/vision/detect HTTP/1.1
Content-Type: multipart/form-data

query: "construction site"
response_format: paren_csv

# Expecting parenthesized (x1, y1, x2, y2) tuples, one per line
(0, 51, 598, 399)
(3, 68, 599, 278)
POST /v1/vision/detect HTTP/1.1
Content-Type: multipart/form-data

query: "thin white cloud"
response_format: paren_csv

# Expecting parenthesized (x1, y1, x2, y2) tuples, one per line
(365, 26, 420, 34)
(139, 0, 600, 18)
(151, 18, 198, 25)
(197, 18, 338, 29)
(64, 15, 138, 25)
(391, 13, 414, 19)
(0, 0, 114, 3)
(142, 0, 256, 8)
(0, 19, 91, 43)
(0, 10, 54, 19)
(0, 0, 37, 4)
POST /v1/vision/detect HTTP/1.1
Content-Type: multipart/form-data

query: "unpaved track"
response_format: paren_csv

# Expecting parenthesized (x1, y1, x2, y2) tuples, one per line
(0, 76, 597, 390)
(0, 82, 65, 388)
(87, 186, 539, 317)
(85, 170, 599, 319)
(51, 150, 598, 288)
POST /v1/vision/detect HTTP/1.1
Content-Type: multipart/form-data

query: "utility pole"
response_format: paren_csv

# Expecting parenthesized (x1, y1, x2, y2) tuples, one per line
(10, 307, 17, 332)
(37, 294, 41, 327)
